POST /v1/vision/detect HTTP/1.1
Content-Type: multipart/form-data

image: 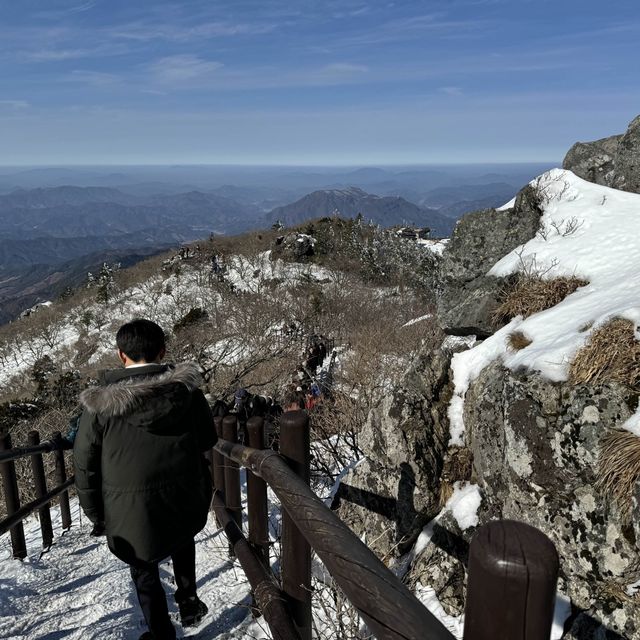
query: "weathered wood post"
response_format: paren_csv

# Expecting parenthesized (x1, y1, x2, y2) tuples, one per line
(52, 432, 72, 530)
(0, 433, 27, 559)
(222, 415, 242, 556)
(463, 520, 559, 640)
(246, 416, 269, 568)
(28, 431, 54, 549)
(212, 416, 226, 501)
(279, 410, 312, 640)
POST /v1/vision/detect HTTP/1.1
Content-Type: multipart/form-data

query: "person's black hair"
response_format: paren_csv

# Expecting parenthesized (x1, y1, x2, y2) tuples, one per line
(282, 387, 306, 411)
(116, 319, 166, 362)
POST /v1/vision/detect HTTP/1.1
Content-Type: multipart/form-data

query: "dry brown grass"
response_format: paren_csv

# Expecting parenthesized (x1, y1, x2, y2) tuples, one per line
(569, 318, 640, 391)
(494, 275, 588, 324)
(598, 428, 640, 523)
(507, 331, 533, 351)
(439, 447, 473, 508)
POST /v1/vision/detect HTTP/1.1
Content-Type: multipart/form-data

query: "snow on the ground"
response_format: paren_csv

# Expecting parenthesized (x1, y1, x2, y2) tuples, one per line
(447, 483, 482, 531)
(0, 498, 272, 640)
(0, 250, 337, 392)
(417, 238, 449, 255)
(401, 313, 432, 328)
(449, 169, 640, 444)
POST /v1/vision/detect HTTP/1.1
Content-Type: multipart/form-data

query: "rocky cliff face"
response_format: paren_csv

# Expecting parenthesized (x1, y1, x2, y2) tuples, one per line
(338, 116, 640, 639)
(436, 185, 542, 338)
(563, 114, 640, 193)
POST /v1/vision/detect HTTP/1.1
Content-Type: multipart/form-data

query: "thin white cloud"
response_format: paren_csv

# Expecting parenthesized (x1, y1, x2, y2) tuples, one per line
(0, 100, 30, 109)
(321, 63, 369, 74)
(25, 49, 94, 62)
(147, 55, 224, 85)
(110, 20, 276, 42)
(34, 1, 98, 19)
(65, 70, 119, 86)
(438, 86, 464, 96)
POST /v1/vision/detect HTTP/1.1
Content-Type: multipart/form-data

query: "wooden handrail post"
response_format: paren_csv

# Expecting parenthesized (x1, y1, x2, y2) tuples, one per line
(212, 416, 226, 500)
(28, 431, 54, 549)
(222, 415, 242, 556)
(279, 410, 312, 640)
(0, 433, 27, 559)
(247, 416, 269, 569)
(52, 432, 72, 530)
(463, 520, 559, 640)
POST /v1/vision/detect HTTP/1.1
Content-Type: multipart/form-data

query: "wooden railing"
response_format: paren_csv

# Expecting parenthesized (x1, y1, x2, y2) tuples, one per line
(0, 431, 73, 557)
(210, 411, 560, 640)
(1, 416, 560, 640)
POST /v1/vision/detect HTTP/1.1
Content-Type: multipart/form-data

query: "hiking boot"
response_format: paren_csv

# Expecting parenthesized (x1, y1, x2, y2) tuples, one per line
(90, 521, 106, 537)
(138, 633, 154, 640)
(178, 596, 208, 627)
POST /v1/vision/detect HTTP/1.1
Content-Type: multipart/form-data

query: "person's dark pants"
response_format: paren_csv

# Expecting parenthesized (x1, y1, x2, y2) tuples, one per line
(130, 539, 197, 639)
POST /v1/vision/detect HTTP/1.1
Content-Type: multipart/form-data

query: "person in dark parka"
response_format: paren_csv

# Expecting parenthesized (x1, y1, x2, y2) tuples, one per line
(74, 319, 215, 640)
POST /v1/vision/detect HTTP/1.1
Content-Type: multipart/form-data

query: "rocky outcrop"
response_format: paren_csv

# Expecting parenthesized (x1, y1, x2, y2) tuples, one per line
(612, 115, 640, 193)
(436, 185, 543, 337)
(273, 232, 316, 260)
(563, 114, 640, 194)
(562, 135, 622, 187)
(335, 345, 458, 557)
(463, 362, 640, 638)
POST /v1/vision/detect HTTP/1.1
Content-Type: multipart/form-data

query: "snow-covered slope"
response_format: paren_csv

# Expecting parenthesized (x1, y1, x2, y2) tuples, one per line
(0, 499, 272, 640)
(448, 169, 640, 444)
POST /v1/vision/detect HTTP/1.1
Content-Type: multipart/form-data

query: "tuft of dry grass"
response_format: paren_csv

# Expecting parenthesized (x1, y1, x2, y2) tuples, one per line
(598, 429, 640, 523)
(439, 447, 473, 508)
(569, 318, 640, 391)
(494, 275, 588, 324)
(507, 331, 533, 351)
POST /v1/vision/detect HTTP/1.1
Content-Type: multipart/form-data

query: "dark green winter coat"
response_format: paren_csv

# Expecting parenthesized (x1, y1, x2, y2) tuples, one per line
(74, 362, 215, 564)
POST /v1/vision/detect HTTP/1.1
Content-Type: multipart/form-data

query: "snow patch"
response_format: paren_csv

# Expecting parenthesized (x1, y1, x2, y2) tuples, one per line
(446, 482, 482, 530)
(449, 169, 640, 444)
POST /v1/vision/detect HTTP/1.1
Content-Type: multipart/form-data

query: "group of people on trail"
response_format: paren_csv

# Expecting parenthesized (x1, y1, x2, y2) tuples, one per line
(73, 319, 213, 640)
(70, 318, 331, 639)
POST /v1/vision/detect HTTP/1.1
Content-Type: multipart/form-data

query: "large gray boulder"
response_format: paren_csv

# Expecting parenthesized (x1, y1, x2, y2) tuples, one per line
(335, 345, 457, 556)
(436, 185, 542, 337)
(465, 362, 640, 639)
(562, 114, 640, 194)
(562, 135, 622, 186)
(612, 115, 640, 193)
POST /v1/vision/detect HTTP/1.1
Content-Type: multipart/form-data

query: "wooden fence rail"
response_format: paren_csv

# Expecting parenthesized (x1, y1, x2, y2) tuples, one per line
(213, 410, 456, 640)
(213, 410, 560, 640)
(1, 414, 559, 640)
(0, 431, 73, 557)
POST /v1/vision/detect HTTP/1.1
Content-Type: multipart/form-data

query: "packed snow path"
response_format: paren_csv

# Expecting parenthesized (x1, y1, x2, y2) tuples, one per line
(0, 500, 270, 639)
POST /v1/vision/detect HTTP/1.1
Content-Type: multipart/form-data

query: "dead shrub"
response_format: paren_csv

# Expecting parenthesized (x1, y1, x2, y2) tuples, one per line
(507, 331, 532, 351)
(569, 318, 640, 391)
(598, 428, 640, 523)
(494, 275, 588, 324)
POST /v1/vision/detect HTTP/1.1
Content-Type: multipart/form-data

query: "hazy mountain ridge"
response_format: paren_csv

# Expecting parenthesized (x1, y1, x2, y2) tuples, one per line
(0, 246, 169, 325)
(0, 164, 552, 320)
(267, 186, 455, 235)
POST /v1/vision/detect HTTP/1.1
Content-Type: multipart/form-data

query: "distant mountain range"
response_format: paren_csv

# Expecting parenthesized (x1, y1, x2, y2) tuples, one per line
(0, 166, 546, 322)
(0, 246, 169, 325)
(266, 186, 455, 235)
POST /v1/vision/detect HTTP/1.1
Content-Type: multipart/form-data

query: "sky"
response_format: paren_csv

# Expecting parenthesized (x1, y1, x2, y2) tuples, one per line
(0, 0, 638, 165)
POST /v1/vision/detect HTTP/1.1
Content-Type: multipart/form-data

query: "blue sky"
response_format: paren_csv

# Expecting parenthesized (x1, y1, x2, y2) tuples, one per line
(0, 0, 638, 165)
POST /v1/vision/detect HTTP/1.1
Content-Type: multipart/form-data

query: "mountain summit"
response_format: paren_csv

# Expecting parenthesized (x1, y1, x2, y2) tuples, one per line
(266, 186, 453, 236)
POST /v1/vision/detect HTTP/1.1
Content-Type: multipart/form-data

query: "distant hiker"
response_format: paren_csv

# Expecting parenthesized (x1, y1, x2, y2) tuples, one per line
(74, 319, 215, 640)
(282, 387, 306, 412)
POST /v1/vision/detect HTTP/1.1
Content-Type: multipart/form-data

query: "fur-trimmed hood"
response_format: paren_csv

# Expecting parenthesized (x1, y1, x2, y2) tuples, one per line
(80, 362, 203, 417)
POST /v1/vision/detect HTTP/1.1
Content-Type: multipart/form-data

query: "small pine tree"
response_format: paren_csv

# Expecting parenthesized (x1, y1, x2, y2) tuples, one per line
(87, 262, 120, 304)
